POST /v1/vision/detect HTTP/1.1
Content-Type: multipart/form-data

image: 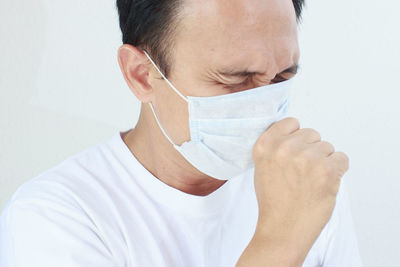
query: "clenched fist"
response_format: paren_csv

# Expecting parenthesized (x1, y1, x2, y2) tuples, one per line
(237, 117, 349, 267)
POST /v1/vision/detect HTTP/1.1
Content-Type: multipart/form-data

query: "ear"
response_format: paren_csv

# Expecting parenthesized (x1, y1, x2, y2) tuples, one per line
(117, 44, 153, 103)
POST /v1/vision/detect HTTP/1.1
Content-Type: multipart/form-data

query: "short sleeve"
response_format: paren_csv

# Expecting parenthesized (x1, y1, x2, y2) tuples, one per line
(320, 178, 364, 267)
(0, 180, 116, 267)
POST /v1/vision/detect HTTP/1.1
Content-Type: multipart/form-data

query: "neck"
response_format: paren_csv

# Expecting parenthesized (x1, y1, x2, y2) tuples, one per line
(122, 104, 227, 196)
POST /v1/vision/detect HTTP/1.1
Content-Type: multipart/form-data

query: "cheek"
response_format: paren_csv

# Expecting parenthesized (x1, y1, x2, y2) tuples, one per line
(153, 82, 191, 144)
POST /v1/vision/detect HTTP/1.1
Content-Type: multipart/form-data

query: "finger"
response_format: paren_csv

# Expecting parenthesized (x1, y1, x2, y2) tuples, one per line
(307, 140, 335, 157)
(327, 151, 350, 176)
(291, 128, 322, 144)
(269, 117, 300, 136)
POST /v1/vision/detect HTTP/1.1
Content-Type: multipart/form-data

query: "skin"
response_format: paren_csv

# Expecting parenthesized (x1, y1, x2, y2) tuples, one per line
(117, 0, 299, 196)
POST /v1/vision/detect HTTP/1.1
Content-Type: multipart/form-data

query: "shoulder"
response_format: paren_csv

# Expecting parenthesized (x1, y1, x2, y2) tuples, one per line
(0, 141, 108, 235)
(0, 143, 118, 267)
(5, 141, 110, 209)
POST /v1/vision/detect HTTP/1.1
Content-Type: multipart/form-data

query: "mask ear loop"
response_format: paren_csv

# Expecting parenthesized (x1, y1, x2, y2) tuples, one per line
(143, 50, 189, 103)
(143, 50, 186, 147)
(148, 102, 178, 146)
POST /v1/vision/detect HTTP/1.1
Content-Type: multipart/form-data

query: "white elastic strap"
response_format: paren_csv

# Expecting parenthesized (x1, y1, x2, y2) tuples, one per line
(148, 102, 177, 146)
(143, 50, 189, 103)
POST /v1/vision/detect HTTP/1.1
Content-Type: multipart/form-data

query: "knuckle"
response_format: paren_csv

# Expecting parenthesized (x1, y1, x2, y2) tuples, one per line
(316, 161, 335, 177)
(340, 151, 350, 162)
(294, 148, 314, 166)
(322, 164, 335, 177)
(252, 140, 265, 160)
(276, 138, 294, 157)
(304, 128, 321, 138)
(310, 129, 322, 140)
(275, 147, 288, 161)
(321, 141, 335, 152)
(252, 135, 273, 160)
(305, 129, 321, 144)
(299, 147, 315, 159)
(322, 140, 334, 148)
(337, 151, 350, 171)
(285, 117, 300, 129)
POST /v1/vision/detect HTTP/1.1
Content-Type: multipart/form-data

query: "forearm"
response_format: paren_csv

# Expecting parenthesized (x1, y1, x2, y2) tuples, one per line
(236, 224, 307, 267)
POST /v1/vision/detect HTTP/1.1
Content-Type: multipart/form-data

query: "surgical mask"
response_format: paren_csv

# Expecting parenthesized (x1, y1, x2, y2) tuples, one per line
(144, 51, 293, 181)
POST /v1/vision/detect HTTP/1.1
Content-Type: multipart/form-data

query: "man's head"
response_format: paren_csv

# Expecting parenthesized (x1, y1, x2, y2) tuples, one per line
(116, 0, 303, 176)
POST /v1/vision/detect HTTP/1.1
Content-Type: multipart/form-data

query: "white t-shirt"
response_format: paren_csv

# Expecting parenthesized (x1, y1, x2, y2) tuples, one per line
(0, 132, 363, 267)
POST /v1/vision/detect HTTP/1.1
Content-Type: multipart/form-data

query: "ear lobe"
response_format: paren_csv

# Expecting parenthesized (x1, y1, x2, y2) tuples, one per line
(117, 44, 153, 103)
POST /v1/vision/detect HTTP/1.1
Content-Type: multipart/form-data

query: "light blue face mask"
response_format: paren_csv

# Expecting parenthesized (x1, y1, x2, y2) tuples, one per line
(144, 51, 293, 180)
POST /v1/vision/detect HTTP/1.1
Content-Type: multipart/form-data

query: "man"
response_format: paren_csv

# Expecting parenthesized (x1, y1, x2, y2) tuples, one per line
(0, 0, 363, 266)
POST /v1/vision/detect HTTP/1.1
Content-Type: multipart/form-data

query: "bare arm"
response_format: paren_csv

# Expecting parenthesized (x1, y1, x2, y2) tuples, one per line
(236, 117, 349, 267)
(236, 224, 306, 267)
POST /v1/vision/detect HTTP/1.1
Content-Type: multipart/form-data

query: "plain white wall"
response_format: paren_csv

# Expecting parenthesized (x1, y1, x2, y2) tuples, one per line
(1, 0, 399, 266)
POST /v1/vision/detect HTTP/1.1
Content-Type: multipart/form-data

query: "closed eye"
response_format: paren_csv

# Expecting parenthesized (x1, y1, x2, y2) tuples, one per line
(220, 77, 251, 90)
(271, 75, 288, 83)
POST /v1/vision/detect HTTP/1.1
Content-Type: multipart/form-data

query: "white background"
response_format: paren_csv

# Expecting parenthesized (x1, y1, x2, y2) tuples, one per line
(1, 0, 399, 266)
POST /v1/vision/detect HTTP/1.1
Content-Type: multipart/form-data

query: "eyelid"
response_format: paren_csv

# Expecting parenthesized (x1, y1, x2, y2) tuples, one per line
(227, 77, 250, 86)
(276, 70, 297, 79)
(284, 64, 300, 75)
(217, 67, 298, 88)
(272, 75, 287, 82)
(217, 76, 249, 86)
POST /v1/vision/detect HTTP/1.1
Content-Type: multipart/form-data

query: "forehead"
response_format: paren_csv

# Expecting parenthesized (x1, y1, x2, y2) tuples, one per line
(175, 0, 299, 75)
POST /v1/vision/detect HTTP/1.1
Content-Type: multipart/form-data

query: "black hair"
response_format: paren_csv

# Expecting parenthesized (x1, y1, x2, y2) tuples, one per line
(116, 0, 305, 78)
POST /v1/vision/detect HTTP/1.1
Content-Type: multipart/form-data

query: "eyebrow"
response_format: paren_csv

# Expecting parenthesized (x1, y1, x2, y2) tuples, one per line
(217, 63, 299, 77)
